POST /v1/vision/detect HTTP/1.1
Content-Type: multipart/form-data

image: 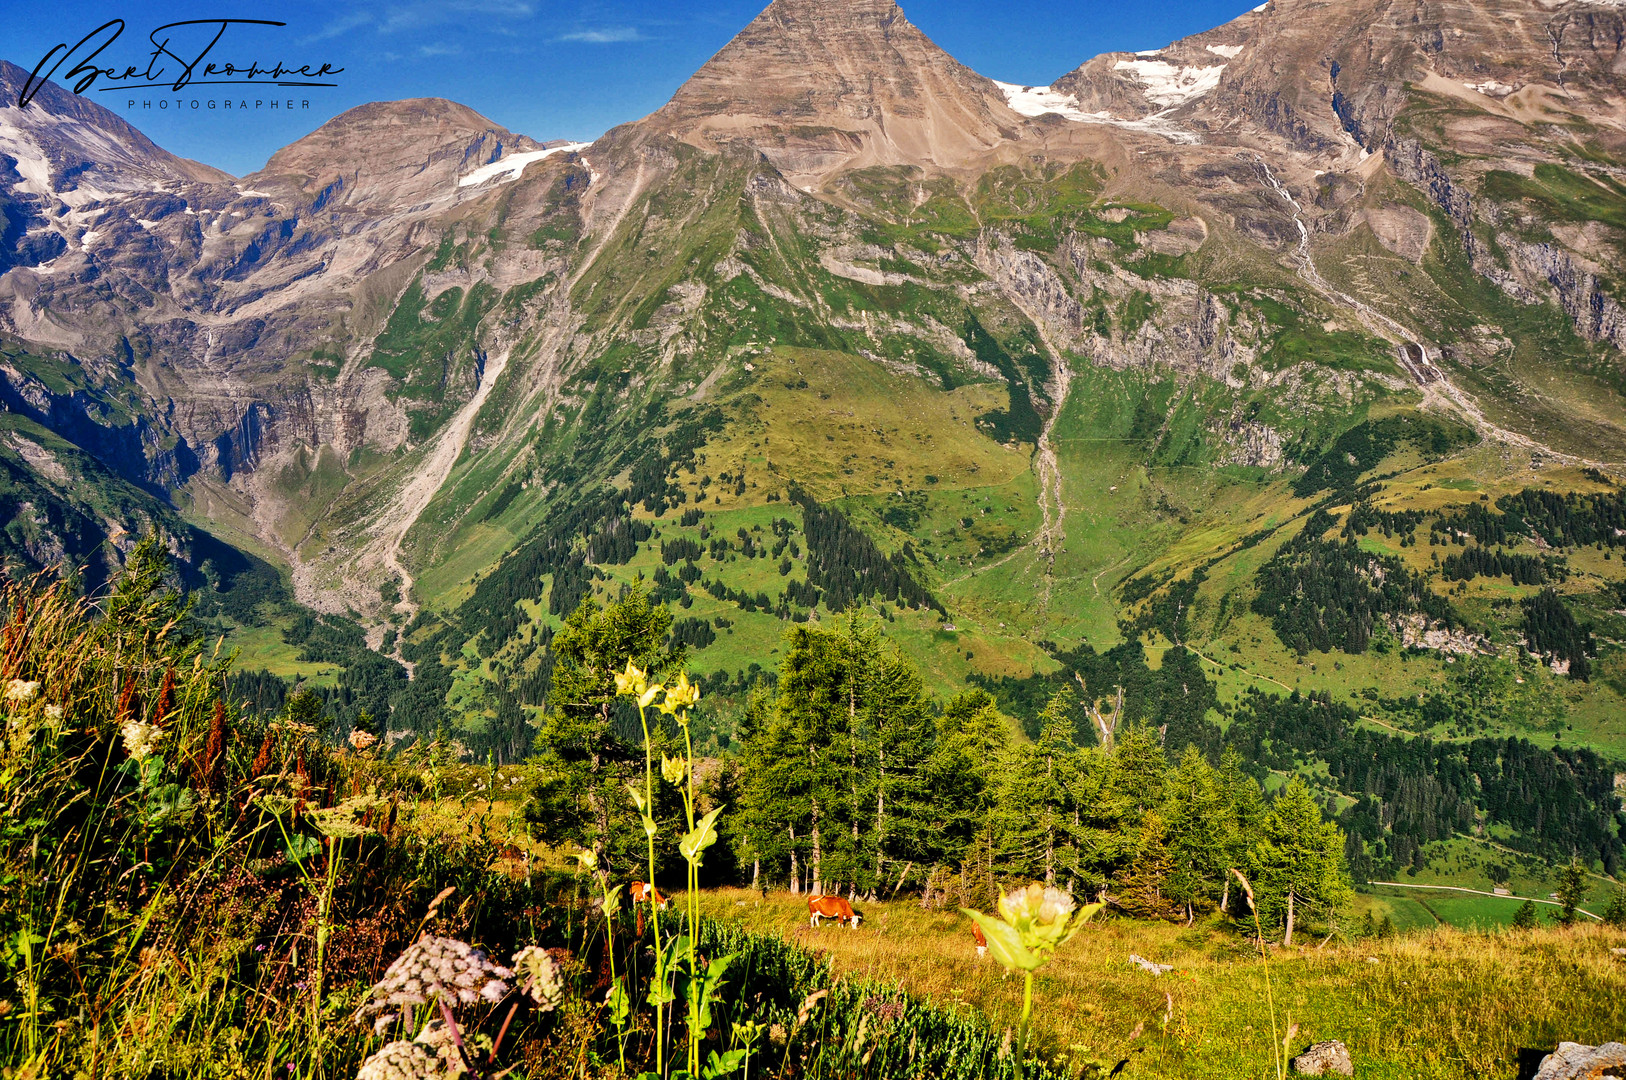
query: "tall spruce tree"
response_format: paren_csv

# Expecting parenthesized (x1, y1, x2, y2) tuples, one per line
(1217, 746, 1266, 914)
(860, 643, 935, 896)
(739, 611, 939, 897)
(1117, 811, 1179, 919)
(926, 690, 1012, 866)
(737, 684, 813, 891)
(1556, 858, 1589, 926)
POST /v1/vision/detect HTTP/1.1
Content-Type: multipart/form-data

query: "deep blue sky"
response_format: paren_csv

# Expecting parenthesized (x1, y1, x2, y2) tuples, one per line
(10, 1, 1258, 177)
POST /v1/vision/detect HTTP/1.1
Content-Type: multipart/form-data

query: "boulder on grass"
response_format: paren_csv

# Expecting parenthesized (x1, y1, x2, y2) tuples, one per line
(1292, 1040, 1354, 1077)
(1533, 1042, 1626, 1080)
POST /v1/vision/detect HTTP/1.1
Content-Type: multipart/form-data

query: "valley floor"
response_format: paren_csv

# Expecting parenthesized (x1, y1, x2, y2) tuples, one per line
(694, 888, 1626, 1079)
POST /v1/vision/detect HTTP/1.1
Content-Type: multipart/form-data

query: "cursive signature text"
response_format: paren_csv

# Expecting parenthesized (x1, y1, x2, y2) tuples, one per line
(20, 18, 343, 108)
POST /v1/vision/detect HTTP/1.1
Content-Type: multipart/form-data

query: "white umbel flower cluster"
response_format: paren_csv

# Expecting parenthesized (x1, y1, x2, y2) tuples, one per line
(353, 935, 513, 1034)
(354, 1039, 447, 1080)
(510, 945, 563, 1011)
(121, 720, 164, 761)
(4, 679, 39, 703)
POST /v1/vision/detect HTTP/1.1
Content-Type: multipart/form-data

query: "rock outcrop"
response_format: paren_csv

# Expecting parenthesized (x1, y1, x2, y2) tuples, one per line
(1291, 1039, 1354, 1077)
(1533, 1041, 1626, 1080)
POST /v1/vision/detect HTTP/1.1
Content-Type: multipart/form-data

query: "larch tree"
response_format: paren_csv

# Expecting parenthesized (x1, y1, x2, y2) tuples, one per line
(1254, 776, 1351, 945)
(990, 690, 1084, 887)
(1116, 811, 1178, 920)
(859, 643, 936, 897)
(1217, 745, 1266, 914)
(925, 689, 1012, 874)
(1163, 744, 1227, 923)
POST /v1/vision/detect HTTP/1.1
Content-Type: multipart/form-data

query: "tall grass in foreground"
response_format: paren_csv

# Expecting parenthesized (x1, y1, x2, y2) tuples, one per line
(0, 548, 567, 1076)
(0, 550, 1072, 1079)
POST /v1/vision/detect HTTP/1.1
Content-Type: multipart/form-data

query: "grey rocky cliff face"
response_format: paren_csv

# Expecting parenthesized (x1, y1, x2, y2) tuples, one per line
(0, 84, 556, 540)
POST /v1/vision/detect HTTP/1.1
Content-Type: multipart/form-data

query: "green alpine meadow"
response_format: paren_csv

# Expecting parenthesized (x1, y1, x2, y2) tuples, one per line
(5, 0, 1626, 1075)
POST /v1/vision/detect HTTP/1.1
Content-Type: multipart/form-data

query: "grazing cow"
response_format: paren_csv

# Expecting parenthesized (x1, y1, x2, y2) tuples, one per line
(808, 894, 861, 929)
(972, 921, 987, 959)
(630, 881, 670, 910)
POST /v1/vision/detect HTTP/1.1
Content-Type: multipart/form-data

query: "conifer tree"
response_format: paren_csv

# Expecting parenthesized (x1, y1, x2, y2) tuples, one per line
(990, 690, 1083, 885)
(1511, 900, 1538, 930)
(774, 618, 867, 892)
(1604, 886, 1626, 928)
(526, 587, 683, 868)
(926, 690, 1012, 869)
(1217, 746, 1266, 914)
(1254, 777, 1351, 945)
(1556, 858, 1589, 926)
(1109, 726, 1168, 821)
(739, 610, 940, 897)
(860, 644, 935, 896)
(1117, 811, 1178, 919)
(1163, 744, 1227, 922)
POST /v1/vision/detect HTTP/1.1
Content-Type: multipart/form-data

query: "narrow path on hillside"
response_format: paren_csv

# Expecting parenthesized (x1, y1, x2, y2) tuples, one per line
(1255, 159, 1616, 471)
(1369, 880, 1600, 920)
(939, 540, 1035, 590)
(1092, 551, 1134, 598)
(1190, 645, 1294, 691)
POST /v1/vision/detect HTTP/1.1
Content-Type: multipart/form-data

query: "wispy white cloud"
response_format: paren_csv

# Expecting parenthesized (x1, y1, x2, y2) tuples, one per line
(555, 26, 647, 43)
(418, 43, 464, 56)
(303, 11, 375, 43)
(380, 1, 536, 33)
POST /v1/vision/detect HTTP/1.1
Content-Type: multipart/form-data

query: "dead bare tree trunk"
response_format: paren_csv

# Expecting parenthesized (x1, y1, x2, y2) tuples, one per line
(1080, 679, 1125, 750)
(811, 800, 822, 896)
(920, 865, 938, 910)
(874, 744, 886, 892)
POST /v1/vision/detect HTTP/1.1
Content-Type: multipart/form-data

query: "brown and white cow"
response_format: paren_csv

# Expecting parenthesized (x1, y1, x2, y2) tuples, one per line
(972, 921, 987, 959)
(630, 881, 670, 910)
(808, 894, 861, 929)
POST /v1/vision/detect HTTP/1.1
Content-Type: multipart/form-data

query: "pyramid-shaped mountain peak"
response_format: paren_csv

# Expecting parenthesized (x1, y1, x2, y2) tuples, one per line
(647, 0, 1023, 180)
(246, 97, 541, 211)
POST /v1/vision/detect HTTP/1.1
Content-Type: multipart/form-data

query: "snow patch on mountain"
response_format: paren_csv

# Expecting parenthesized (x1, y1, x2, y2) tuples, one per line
(997, 83, 1095, 123)
(0, 115, 53, 198)
(994, 82, 1204, 144)
(1206, 44, 1245, 58)
(457, 143, 588, 188)
(1111, 60, 1226, 108)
